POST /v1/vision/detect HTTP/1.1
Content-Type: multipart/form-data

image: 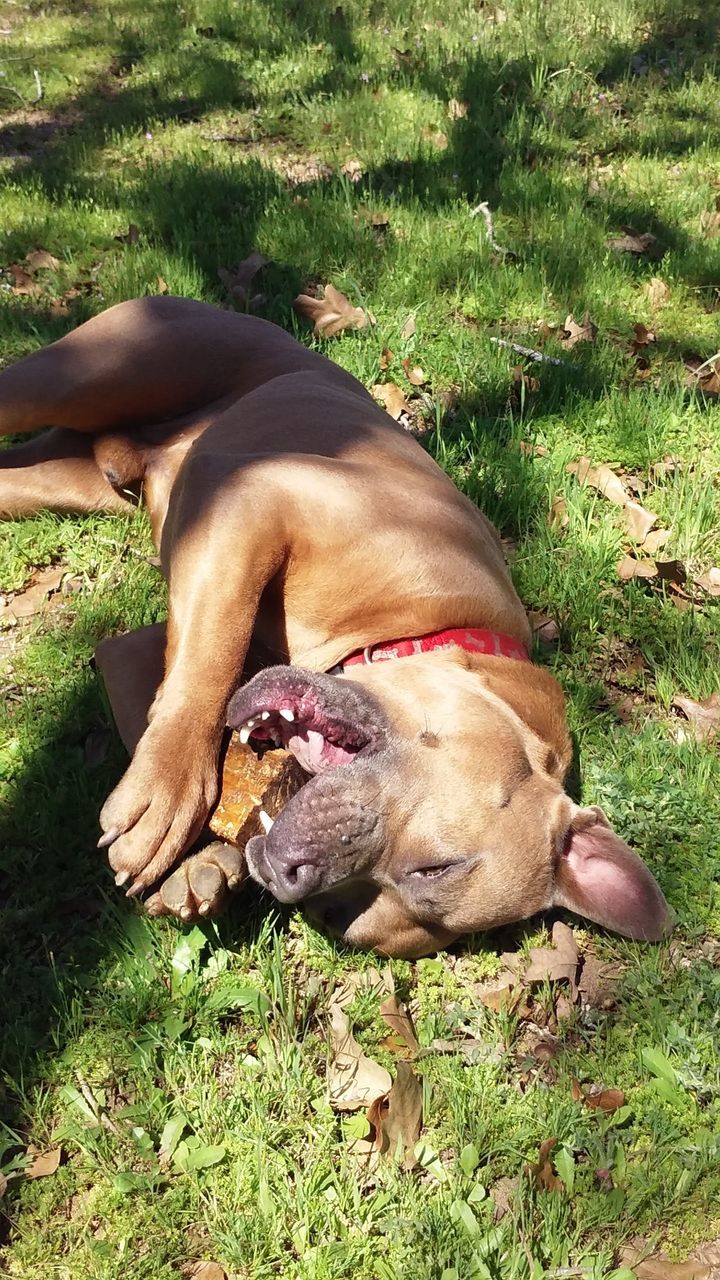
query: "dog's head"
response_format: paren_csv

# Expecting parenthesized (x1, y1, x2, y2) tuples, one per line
(227, 649, 671, 957)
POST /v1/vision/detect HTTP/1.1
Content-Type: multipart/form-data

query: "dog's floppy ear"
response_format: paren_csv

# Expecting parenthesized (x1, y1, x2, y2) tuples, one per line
(552, 805, 672, 941)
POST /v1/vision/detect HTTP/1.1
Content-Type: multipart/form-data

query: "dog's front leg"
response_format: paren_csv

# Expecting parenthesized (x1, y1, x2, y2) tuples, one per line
(99, 467, 285, 895)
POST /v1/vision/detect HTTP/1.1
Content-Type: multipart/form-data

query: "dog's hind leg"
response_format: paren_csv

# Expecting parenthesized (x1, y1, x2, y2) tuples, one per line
(0, 429, 136, 519)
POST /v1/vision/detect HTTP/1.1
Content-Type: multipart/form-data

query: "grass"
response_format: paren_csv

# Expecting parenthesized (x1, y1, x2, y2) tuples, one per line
(1, 0, 720, 1275)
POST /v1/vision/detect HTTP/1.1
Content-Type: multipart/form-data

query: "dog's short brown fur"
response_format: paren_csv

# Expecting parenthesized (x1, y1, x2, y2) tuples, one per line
(0, 297, 670, 956)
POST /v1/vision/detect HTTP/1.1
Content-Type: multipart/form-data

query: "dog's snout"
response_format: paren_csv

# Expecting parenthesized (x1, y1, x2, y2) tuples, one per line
(246, 833, 324, 903)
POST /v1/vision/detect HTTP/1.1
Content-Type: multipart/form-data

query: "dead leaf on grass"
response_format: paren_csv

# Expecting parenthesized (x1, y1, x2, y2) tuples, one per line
(619, 1239, 715, 1280)
(609, 230, 658, 255)
(524, 922, 579, 999)
(25, 248, 60, 271)
(114, 223, 140, 245)
(685, 355, 720, 397)
(528, 611, 560, 646)
(526, 1137, 563, 1193)
(156, 275, 168, 294)
(447, 97, 469, 119)
(623, 500, 657, 543)
(700, 210, 720, 238)
(672, 694, 720, 744)
(341, 157, 363, 182)
(400, 315, 416, 340)
(641, 528, 670, 556)
(519, 441, 549, 457)
(695, 567, 720, 596)
(182, 1264, 228, 1280)
(401, 357, 426, 386)
(644, 277, 670, 307)
(421, 127, 448, 150)
(571, 1078, 625, 1112)
(379, 994, 420, 1055)
(566, 457, 629, 505)
(560, 312, 598, 350)
(655, 559, 687, 584)
(25, 1145, 62, 1179)
(0, 565, 66, 622)
(371, 382, 410, 419)
(293, 283, 373, 338)
(548, 496, 569, 531)
(617, 556, 658, 582)
(218, 250, 268, 310)
(368, 1061, 423, 1169)
(578, 953, 623, 1008)
(328, 1004, 392, 1111)
(6, 263, 43, 296)
(490, 1174, 519, 1222)
(379, 347, 393, 372)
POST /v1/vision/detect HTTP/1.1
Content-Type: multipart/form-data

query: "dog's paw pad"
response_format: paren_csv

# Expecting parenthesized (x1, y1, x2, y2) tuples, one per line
(145, 842, 247, 921)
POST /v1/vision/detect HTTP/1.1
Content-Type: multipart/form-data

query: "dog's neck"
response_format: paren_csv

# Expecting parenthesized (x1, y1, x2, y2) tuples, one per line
(330, 626, 530, 673)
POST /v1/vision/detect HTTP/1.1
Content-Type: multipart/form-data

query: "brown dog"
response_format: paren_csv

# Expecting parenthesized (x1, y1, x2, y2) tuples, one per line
(0, 296, 670, 956)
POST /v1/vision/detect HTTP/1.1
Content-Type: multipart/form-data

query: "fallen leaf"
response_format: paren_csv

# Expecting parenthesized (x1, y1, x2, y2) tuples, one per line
(695, 567, 720, 596)
(0, 566, 66, 622)
(379, 994, 420, 1055)
(114, 223, 140, 245)
(182, 1264, 228, 1280)
(512, 365, 539, 394)
(685, 355, 720, 397)
(571, 1079, 625, 1112)
(617, 556, 658, 582)
(368, 1061, 423, 1169)
(421, 127, 448, 149)
(25, 248, 60, 271)
(700, 210, 720, 238)
(579, 953, 623, 1008)
(489, 1174, 519, 1221)
(341, 157, 363, 182)
(655, 559, 686, 584)
(567, 457, 629, 506)
(619, 1239, 712, 1280)
(218, 250, 269, 310)
(328, 1004, 392, 1111)
(524, 921, 579, 999)
(641, 528, 670, 555)
(371, 212, 390, 232)
(609, 230, 658, 255)
(379, 347, 393, 371)
(401, 357, 426, 386)
(293, 283, 373, 338)
(560, 312, 598, 350)
(645, 277, 670, 307)
(526, 1137, 563, 1193)
(632, 322, 655, 347)
(371, 382, 410, 419)
(156, 275, 168, 294)
(672, 694, 720, 743)
(624, 501, 657, 543)
(519, 441, 549, 457)
(447, 97, 469, 119)
(549, 495, 569, 531)
(6, 263, 42, 296)
(555, 993, 575, 1023)
(400, 315, 416, 340)
(528, 611, 560, 645)
(25, 1146, 62, 1179)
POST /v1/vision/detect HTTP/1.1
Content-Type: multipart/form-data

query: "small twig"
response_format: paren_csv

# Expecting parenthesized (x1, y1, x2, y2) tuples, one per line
(471, 200, 513, 256)
(689, 349, 720, 377)
(32, 67, 42, 101)
(490, 336, 571, 368)
(546, 1269, 590, 1278)
(75, 1073, 122, 1135)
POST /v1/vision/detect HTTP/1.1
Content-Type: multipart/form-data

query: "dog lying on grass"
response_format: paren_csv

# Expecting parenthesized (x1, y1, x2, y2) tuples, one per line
(0, 296, 670, 955)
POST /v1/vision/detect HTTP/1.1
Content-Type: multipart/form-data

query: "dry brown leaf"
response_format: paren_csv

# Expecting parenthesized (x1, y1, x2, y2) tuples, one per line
(401, 357, 426, 386)
(156, 275, 168, 294)
(25, 1146, 62, 1179)
(700, 210, 720, 238)
(624, 500, 657, 543)
(524, 922, 579, 998)
(368, 1061, 423, 1170)
(645, 277, 670, 307)
(341, 157, 363, 182)
(293, 283, 373, 338)
(632, 322, 655, 348)
(371, 382, 410, 419)
(609, 230, 658, 255)
(619, 1240, 712, 1280)
(183, 1264, 228, 1280)
(115, 223, 140, 245)
(685, 355, 720, 397)
(0, 566, 66, 622)
(400, 315, 416, 340)
(490, 1175, 519, 1222)
(695, 567, 720, 596)
(0, 1171, 7, 1198)
(655, 559, 687, 584)
(617, 556, 658, 582)
(379, 346, 393, 371)
(571, 1079, 625, 1112)
(528, 611, 560, 645)
(7, 263, 42, 296)
(218, 250, 269, 310)
(578, 953, 623, 1008)
(421, 127, 448, 150)
(447, 97, 469, 119)
(519, 441, 549, 457)
(25, 248, 61, 271)
(328, 1004, 392, 1111)
(526, 1137, 563, 1193)
(672, 694, 720, 743)
(379, 994, 420, 1055)
(549, 496, 569, 531)
(560, 313, 598, 350)
(567, 457, 628, 505)
(642, 528, 670, 555)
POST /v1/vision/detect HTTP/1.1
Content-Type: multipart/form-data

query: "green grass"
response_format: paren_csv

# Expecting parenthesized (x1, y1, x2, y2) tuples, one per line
(1, 0, 720, 1275)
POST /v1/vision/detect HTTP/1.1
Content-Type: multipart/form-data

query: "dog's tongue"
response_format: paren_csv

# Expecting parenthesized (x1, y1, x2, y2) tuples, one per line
(286, 727, 358, 774)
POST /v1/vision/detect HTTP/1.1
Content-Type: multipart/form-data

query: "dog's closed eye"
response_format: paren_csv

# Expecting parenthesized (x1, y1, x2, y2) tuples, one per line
(405, 860, 465, 880)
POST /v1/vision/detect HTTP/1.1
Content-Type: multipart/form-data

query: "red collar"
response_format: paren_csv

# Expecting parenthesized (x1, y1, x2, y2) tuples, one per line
(335, 626, 530, 671)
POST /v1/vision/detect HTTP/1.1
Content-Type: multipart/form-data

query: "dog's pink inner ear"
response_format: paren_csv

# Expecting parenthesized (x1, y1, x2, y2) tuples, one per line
(553, 805, 671, 941)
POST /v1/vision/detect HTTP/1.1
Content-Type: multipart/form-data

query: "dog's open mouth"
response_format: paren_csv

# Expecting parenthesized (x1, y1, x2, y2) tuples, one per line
(226, 666, 385, 775)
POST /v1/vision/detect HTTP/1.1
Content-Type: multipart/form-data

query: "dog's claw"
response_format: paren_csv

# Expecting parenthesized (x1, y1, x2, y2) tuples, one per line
(98, 827, 121, 849)
(114, 869, 130, 887)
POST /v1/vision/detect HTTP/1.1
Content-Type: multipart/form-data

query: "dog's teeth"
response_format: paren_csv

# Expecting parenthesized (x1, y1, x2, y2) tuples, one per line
(239, 726, 251, 744)
(259, 809, 274, 833)
(261, 711, 270, 720)
(279, 708, 294, 721)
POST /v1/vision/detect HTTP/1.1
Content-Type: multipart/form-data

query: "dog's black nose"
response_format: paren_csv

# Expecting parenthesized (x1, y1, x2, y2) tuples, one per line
(245, 834, 323, 903)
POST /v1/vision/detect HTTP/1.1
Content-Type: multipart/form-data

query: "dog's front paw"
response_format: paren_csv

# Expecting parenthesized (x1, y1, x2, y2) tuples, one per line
(144, 842, 247, 921)
(99, 728, 220, 894)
